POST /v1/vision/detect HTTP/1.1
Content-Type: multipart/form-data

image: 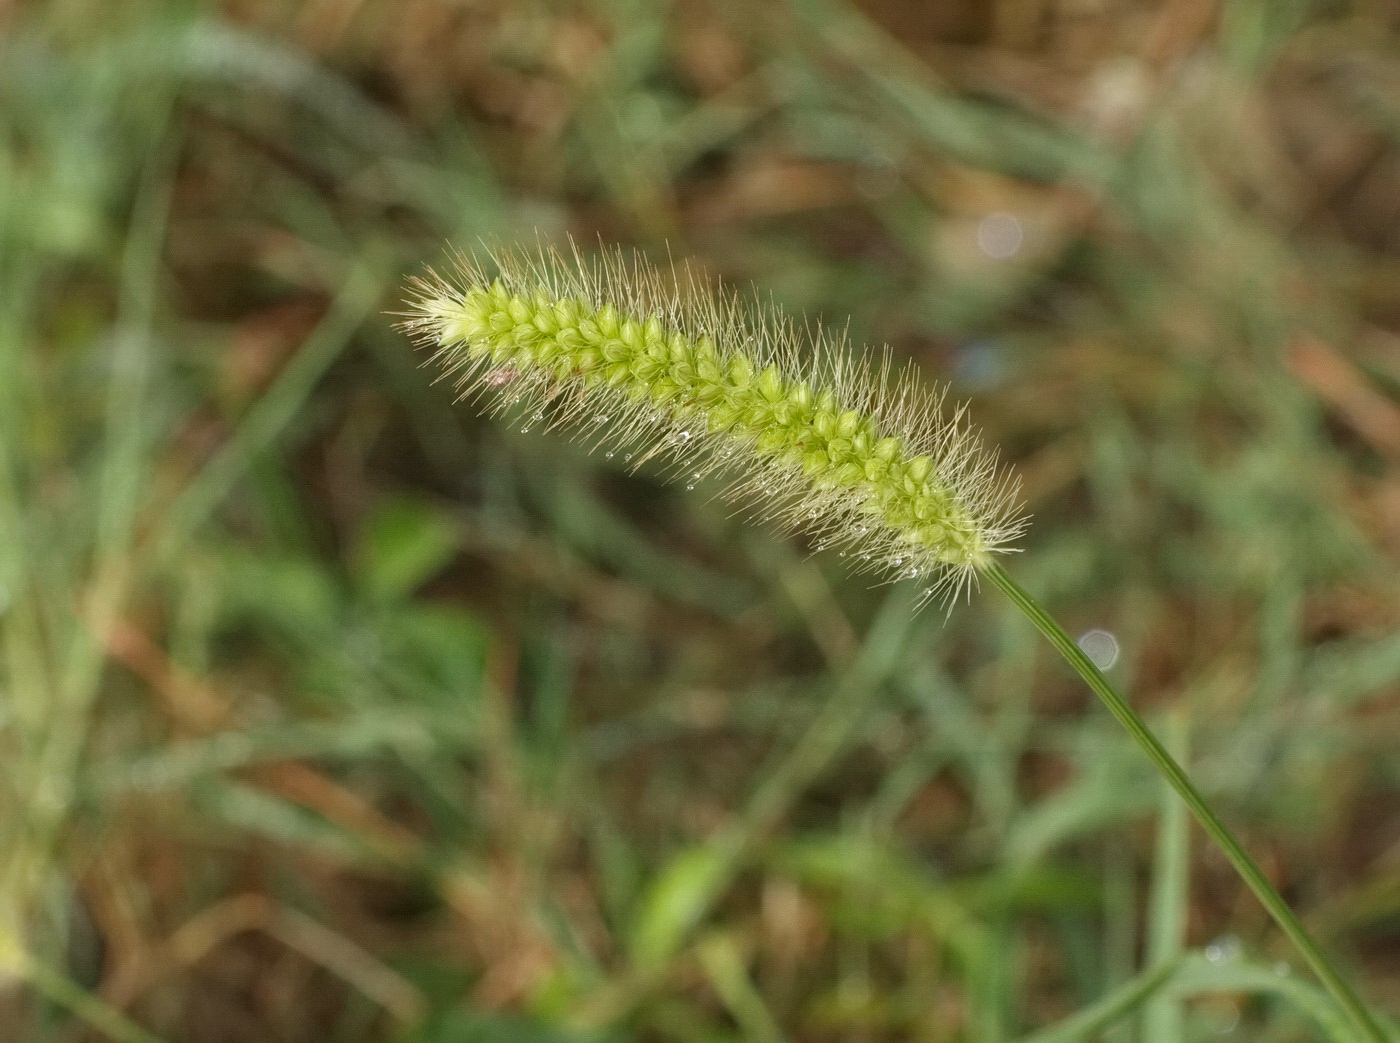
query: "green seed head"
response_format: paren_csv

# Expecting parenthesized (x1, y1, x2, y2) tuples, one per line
(401, 243, 1025, 602)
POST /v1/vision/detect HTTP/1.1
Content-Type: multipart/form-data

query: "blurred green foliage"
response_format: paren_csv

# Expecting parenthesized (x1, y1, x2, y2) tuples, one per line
(0, 0, 1397, 1040)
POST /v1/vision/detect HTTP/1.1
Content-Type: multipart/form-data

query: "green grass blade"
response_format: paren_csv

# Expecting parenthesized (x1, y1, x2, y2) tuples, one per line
(1142, 710, 1191, 1042)
(155, 261, 384, 562)
(1018, 957, 1182, 1043)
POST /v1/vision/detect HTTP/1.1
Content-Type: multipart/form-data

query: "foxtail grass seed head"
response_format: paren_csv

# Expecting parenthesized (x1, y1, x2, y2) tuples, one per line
(401, 243, 1025, 602)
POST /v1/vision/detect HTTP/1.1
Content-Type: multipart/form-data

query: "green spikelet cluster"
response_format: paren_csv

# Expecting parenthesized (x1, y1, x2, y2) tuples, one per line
(402, 243, 1024, 600)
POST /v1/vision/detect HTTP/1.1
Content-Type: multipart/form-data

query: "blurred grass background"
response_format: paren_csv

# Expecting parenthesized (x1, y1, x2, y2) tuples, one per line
(1, 0, 1399, 1039)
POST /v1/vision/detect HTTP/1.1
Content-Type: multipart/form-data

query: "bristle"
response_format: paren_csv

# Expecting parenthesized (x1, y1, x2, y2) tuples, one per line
(400, 240, 1026, 605)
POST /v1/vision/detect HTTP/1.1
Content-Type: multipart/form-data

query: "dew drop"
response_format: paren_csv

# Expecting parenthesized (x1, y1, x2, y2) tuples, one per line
(676, 430, 692, 442)
(605, 451, 615, 459)
(976, 211, 1024, 260)
(1076, 628, 1120, 669)
(1207, 1001, 1241, 1035)
(1204, 935, 1241, 964)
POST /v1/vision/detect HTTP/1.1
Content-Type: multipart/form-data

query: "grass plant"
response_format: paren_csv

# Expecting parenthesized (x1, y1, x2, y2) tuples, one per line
(407, 244, 1390, 1041)
(2, 0, 1398, 1040)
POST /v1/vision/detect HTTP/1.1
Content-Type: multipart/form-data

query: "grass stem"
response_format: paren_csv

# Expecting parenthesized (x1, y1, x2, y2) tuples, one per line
(983, 561, 1385, 1043)
(11, 950, 168, 1043)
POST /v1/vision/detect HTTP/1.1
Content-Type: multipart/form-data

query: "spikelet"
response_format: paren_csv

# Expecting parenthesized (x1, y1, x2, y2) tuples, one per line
(400, 241, 1026, 602)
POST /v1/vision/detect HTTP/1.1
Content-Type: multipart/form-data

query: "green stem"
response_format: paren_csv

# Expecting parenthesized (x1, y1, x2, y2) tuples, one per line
(983, 561, 1384, 1043)
(14, 950, 168, 1043)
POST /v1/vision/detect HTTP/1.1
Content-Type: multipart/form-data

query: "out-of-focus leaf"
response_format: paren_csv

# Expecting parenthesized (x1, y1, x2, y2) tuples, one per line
(355, 496, 460, 604)
(386, 603, 490, 696)
(627, 844, 727, 970)
(218, 548, 341, 637)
